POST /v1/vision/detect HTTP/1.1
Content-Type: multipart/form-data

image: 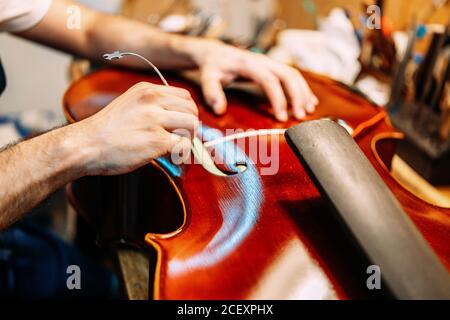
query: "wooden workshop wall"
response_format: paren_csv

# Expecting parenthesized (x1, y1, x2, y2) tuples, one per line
(278, 0, 364, 29)
(384, 0, 450, 30)
(122, 0, 450, 31)
(279, 0, 450, 30)
(121, 0, 190, 22)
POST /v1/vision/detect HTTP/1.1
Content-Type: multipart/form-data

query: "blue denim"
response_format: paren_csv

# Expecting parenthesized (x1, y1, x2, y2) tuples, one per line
(0, 222, 119, 299)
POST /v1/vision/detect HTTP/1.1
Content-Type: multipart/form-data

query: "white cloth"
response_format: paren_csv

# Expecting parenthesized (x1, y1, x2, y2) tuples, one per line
(268, 8, 361, 85)
(0, 0, 52, 32)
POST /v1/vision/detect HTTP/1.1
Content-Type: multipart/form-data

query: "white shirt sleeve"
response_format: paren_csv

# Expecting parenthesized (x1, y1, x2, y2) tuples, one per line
(0, 0, 52, 33)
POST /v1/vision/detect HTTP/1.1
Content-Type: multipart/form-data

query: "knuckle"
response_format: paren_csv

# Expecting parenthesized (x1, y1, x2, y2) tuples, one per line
(263, 73, 278, 84)
(176, 87, 192, 98)
(144, 110, 162, 125)
(280, 65, 298, 79)
(186, 100, 199, 115)
(240, 55, 250, 66)
(134, 81, 151, 89)
(184, 115, 199, 129)
(138, 87, 160, 102)
(153, 111, 166, 124)
(288, 67, 303, 80)
(142, 87, 156, 96)
(191, 116, 200, 128)
(236, 55, 251, 71)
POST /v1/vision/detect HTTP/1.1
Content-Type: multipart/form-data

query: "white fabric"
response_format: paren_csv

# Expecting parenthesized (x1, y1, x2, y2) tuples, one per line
(268, 8, 361, 85)
(0, 0, 52, 32)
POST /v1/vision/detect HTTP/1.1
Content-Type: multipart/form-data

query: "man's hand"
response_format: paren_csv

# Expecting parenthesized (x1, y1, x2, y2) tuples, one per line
(20, 0, 317, 122)
(71, 82, 199, 176)
(0, 82, 198, 229)
(188, 40, 318, 122)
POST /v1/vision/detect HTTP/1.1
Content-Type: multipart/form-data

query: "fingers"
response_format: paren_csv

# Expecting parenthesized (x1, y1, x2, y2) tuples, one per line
(200, 67, 227, 115)
(166, 133, 192, 165)
(290, 69, 318, 113)
(267, 64, 318, 119)
(275, 69, 306, 119)
(133, 81, 192, 99)
(240, 63, 288, 122)
(157, 110, 199, 139)
(132, 82, 199, 116)
(131, 82, 200, 137)
(160, 95, 198, 116)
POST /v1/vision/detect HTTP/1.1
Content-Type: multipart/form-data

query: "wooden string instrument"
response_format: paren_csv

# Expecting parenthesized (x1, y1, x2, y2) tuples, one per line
(63, 68, 450, 299)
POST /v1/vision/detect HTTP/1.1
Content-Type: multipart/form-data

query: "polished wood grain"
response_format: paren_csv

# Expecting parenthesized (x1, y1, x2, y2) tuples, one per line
(64, 68, 450, 300)
(116, 248, 149, 300)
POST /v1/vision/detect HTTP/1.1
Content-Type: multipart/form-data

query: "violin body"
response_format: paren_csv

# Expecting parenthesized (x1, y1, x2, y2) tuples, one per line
(63, 68, 450, 300)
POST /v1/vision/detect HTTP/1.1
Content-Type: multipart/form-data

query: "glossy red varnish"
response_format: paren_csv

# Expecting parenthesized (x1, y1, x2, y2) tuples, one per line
(64, 68, 450, 300)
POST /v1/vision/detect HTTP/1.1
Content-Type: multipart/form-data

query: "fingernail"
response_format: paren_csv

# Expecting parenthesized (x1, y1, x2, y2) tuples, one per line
(295, 108, 306, 120)
(306, 101, 316, 113)
(278, 110, 288, 122)
(214, 102, 226, 115)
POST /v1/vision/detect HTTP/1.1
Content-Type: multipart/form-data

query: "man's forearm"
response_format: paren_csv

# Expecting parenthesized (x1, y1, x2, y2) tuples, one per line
(19, 0, 202, 70)
(0, 124, 89, 231)
(0, 80, 200, 231)
(83, 12, 201, 70)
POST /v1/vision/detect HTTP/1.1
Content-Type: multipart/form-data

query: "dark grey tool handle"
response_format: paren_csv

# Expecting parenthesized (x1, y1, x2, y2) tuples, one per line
(285, 120, 450, 300)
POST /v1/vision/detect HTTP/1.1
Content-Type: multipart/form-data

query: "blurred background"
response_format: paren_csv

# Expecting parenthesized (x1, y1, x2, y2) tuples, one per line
(1, 0, 449, 117)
